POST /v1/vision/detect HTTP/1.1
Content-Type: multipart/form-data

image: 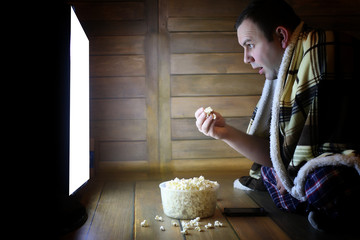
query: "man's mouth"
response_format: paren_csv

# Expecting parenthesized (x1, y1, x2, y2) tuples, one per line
(258, 67, 264, 75)
(252, 65, 264, 75)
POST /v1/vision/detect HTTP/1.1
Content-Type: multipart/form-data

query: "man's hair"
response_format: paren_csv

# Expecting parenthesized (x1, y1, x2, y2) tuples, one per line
(235, 0, 301, 41)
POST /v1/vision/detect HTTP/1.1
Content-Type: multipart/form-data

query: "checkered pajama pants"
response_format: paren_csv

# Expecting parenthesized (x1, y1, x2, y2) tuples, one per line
(261, 165, 360, 215)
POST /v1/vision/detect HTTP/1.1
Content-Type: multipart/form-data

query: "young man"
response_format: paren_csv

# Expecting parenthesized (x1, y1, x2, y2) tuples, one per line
(195, 0, 360, 231)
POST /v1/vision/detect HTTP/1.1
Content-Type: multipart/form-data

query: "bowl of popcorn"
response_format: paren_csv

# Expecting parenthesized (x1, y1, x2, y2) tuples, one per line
(159, 176, 220, 219)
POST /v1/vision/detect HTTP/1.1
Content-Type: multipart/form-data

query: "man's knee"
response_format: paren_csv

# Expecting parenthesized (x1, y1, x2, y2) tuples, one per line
(305, 166, 360, 218)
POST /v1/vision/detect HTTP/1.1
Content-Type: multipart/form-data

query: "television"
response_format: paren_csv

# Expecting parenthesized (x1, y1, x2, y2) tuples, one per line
(69, 6, 90, 196)
(17, 2, 90, 237)
(56, 5, 90, 235)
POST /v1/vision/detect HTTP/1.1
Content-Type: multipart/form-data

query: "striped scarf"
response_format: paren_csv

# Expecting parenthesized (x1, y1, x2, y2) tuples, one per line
(248, 22, 360, 201)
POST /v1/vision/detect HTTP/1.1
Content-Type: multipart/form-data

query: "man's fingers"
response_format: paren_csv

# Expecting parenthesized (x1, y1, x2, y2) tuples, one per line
(196, 112, 206, 131)
(195, 107, 218, 137)
(201, 114, 214, 134)
(195, 107, 204, 118)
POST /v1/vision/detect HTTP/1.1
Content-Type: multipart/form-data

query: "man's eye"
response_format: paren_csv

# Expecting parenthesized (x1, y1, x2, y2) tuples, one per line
(248, 44, 254, 49)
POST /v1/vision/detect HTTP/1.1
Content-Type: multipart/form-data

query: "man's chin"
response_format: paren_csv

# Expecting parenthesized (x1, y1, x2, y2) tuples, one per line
(265, 75, 277, 80)
(265, 71, 278, 80)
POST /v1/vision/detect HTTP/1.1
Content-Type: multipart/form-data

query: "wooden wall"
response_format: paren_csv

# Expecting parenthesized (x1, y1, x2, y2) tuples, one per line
(72, 0, 155, 173)
(164, 0, 263, 172)
(71, 0, 360, 175)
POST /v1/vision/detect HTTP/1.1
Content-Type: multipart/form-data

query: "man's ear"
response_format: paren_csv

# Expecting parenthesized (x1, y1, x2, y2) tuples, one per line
(275, 26, 290, 49)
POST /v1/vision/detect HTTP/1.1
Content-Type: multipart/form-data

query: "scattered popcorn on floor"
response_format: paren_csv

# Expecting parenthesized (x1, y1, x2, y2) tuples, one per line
(171, 220, 179, 227)
(140, 215, 223, 233)
(205, 223, 213, 229)
(155, 215, 163, 221)
(140, 220, 149, 227)
(214, 220, 223, 227)
(182, 222, 190, 230)
(195, 226, 203, 232)
(181, 216, 201, 230)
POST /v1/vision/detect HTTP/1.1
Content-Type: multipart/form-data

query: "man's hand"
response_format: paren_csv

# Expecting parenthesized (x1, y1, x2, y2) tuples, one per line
(275, 173, 287, 195)
(195, 107, 226, 139)
(195, 107, 273, 168)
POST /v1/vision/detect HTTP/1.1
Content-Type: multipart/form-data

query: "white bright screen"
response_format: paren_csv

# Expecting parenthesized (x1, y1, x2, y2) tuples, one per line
(69, 7, 89, 195)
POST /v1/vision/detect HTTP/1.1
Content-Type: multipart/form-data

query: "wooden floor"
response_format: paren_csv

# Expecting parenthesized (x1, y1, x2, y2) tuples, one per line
(61, 171, 358, 240)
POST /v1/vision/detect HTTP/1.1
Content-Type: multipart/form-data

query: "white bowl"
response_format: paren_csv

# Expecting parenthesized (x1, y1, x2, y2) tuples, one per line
(159, 181, 219, 219)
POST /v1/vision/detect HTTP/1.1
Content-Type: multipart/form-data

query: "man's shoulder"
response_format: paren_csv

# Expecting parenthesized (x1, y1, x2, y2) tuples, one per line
(300, 27, 335, 50)
(301, 26, 358, 50)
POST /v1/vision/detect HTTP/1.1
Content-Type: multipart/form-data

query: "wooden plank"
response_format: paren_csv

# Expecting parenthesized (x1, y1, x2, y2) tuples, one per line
(171, 96, 260, 118)
(91, 98, 146, 120)
(145, 0, 160, 169)
(90, 77, 145, 98)
(171, 53, 255, 74)
(168, 0, 249, 17)
(62, 180, 105, 240)
(134, 181, 184, 240)
(72, 2, 145, 21)
(170, 158, 253, 172)
(90, 36, 145, 55)
(81, 20, 147, 37)
(135, 181, 239, 240)
(170, 32, 242, 53)
(168, 18, 237, 32)
(171, 74, 264, 97)
(301, 15, 360, 35)
(90, 55, 145, 77)
(98, 161, 151, 173)
(99, 141, 147, 162)
(171, 117, 250, 140)
(228, 216, 291, 240)
(86, 182, 135, 240)
(216, 179, 259, 210)
(245, 190, 314, 240)
(172, 139, 242, 159)
(158, 0, 172, 169)
(91, 120, 147, 141)
(217, 179, 291, 240)
(179, 207, 239, 240)
(288, 0, 360, 16)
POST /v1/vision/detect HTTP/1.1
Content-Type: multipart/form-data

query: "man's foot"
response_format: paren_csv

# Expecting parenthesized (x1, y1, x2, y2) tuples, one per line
(307, 210, 348, 232)
(234, 176, 267, 191)
(307, 211, 327, 232)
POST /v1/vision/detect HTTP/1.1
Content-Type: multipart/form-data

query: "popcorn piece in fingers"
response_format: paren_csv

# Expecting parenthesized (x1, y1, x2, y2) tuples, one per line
(204, 106, 216, 119)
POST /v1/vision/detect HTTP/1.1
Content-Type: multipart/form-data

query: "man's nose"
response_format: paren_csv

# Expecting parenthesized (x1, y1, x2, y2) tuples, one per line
(243, 49, 253, 64)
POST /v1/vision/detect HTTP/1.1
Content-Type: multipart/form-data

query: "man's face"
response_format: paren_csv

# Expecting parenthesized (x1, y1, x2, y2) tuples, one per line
(237, 18, 284, 80)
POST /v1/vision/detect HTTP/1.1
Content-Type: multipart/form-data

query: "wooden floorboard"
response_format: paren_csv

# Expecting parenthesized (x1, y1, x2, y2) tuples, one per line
(60, 171, 358, 240)
(216, 179, 259, 210)
(61, 180, 105, 240)
(134, 180, 240, 240)
(87, 181, 135, 240)
(217, 179, 291, 240)
(134, 181, 184, 240)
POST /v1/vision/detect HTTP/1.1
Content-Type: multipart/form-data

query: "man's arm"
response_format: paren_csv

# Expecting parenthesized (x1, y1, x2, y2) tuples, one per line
(195, 107, 272, 167)
(221, 124, 272, 167)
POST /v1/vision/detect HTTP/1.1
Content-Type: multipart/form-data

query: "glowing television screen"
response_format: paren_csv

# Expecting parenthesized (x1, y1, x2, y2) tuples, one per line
(69, 7, 89, 195)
